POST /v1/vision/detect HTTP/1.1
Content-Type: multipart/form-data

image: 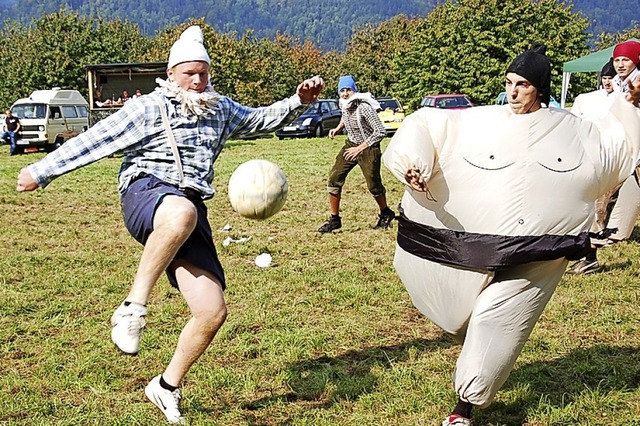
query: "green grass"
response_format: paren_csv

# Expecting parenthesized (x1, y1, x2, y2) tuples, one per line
(1, 136, 639, 426)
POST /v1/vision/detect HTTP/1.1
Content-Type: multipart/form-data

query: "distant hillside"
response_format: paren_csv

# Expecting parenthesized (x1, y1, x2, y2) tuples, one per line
(0, 0, 638, 51)
(573, 0, 640, 37)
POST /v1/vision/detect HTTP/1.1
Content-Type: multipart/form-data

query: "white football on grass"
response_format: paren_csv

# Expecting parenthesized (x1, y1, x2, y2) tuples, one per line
(228, 159, 288, 220)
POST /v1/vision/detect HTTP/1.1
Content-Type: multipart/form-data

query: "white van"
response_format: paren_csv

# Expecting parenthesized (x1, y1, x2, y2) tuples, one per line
(11, 88, 89, 153)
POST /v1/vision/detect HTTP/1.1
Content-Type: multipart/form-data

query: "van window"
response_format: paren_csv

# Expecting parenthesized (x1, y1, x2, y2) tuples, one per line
(77, 106, 88, 118)
(61, 105, 78, 118)
(49, 106, 62, 119)
(12, 103, 47, 119)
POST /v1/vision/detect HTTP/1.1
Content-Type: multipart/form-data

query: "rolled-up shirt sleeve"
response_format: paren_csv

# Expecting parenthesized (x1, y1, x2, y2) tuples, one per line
(226, 94, 304, 139)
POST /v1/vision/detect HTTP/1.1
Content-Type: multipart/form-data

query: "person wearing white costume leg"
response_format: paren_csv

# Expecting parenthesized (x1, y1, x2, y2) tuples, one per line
(568, 41, 640, 275)
(382, 44, 640, 425)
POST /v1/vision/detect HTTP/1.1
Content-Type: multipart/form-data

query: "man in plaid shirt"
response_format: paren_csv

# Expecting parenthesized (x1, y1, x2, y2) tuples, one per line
(319, 75, 395, 233)
(16, 25, 323, 424)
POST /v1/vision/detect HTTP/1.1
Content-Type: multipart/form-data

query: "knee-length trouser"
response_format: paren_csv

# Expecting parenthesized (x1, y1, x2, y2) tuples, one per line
(326, 141, 386, 197)
(394, 247, 568, 407)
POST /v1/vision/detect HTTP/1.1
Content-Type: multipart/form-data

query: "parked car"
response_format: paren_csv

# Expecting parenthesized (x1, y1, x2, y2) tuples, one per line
(495, 91, 561, 108)
(376, 97, 405, 135)
(275, 99, 341, 139)
(420, 94, 474, 109)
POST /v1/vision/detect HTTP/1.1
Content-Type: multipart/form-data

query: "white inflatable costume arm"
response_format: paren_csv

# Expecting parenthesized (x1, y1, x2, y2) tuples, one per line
(592, 94, 640, 194)
(383, 108, 449, 190)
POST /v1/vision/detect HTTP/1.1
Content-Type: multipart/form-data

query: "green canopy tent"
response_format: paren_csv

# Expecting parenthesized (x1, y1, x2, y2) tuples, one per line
(561, 38, 640, 107)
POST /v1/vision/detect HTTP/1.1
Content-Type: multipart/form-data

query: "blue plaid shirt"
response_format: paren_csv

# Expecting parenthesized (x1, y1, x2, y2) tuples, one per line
(28, 87, 304, 199)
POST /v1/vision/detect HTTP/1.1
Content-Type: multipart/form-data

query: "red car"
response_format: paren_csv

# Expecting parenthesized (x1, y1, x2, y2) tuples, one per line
(420, 94, 474, 109)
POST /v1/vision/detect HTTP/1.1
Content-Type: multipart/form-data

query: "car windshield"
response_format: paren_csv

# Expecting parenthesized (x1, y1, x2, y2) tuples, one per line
(12, 103, 47, 119)
(303, 103, 320, 114)
(437, 97, 469, 108)
(379, 100, 399, 110)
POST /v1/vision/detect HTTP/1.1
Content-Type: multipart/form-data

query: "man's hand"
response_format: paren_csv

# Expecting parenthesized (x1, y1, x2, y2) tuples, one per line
(329, 122, 344, 139)
(17, 167, 39, 192)
(297, 75, 324, 104)
(344, 144, 367, 161)
(404, 167, 429, 192)
(626, 75, 640, 107)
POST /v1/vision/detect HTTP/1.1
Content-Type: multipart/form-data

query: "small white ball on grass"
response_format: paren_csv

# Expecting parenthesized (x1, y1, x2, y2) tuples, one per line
(228, 159, 288, 220)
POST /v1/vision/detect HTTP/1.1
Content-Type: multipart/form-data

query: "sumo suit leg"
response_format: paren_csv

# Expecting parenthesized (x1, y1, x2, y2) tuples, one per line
(453, 258, 567, 407)
(606, 174, 640, 241)
(394, 248, 567, 408)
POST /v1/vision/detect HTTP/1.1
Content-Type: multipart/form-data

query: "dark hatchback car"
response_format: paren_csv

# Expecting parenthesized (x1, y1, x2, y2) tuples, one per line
(276, 99, 341, 139)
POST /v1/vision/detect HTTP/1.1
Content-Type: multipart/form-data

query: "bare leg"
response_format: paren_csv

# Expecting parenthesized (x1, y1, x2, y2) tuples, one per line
(374, 194, 389, 211)
(329, 192, 341, 216)
(162, 261, 227, 386)
(126, 195, 197, 305)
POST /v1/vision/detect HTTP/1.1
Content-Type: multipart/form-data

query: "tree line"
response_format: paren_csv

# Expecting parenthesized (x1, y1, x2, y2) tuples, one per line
(1, 0, 639, 113)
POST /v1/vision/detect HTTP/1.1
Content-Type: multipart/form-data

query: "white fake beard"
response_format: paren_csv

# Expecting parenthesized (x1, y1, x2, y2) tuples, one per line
(156, 77, 221, 117)
(339, 92, 381, 111)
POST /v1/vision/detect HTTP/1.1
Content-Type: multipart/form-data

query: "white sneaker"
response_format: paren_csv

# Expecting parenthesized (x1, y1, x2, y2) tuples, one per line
(145, 375, 185, 425)
(110, 302, 147, 355)
(442, 414, 473, 426)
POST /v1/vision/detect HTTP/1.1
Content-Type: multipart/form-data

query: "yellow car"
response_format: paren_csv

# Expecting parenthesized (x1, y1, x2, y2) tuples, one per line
(376, 97, 405, 135)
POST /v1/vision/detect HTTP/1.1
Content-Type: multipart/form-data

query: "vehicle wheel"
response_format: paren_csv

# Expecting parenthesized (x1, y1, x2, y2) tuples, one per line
(52, 138, 64, 151)
(278, 136, 284, 140)
(314, 124, 323, 138)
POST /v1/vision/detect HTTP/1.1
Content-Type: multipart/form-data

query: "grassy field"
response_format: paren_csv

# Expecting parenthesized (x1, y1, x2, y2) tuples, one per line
(0, 135, 639, 426)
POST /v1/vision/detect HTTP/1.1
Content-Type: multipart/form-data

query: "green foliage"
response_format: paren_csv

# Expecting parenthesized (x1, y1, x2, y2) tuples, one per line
(390, 0, 591, 109)
(0, 9, 148, 106)
(1, 137, 640, 425)
(0, 0, 438, 52)
(1, 0, 638, 52)
(0, 2, 625, 110)
(343, 16, 419, 98)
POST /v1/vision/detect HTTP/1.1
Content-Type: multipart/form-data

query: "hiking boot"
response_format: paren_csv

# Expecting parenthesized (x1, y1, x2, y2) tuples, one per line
(145, 375, 185, 425)
(565, 259, 601, 275)
(374, 208, 396, 229)
(441, 414, 473, 426)
(318, 216, 342, 233)
(110, 301, 147, 355)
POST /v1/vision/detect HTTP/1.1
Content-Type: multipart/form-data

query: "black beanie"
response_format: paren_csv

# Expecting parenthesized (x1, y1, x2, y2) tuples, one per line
(600, 58, 616, 77)
(506, 44, 551, 106)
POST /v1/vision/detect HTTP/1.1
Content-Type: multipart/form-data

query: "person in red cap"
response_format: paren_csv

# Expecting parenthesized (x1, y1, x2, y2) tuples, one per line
(612, 40, 640, 93)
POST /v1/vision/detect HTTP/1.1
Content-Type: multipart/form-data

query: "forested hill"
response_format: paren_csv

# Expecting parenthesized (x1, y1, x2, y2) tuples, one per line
(0, 0, 638, 51)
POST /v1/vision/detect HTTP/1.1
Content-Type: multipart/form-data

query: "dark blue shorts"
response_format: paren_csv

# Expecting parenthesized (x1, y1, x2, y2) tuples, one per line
(120, 174, 226, 290)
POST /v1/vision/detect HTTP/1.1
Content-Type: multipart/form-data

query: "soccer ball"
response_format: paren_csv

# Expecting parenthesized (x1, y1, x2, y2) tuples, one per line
(228, 159, 289, 220)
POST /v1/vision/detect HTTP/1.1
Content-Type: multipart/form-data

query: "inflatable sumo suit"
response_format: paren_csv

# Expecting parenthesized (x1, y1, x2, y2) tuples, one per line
(572, 69, 640, 241)
(382, 95, 640, 407)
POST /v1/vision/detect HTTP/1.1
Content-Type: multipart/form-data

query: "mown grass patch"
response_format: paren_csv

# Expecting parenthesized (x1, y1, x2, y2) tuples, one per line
(1, 136, 639, 425)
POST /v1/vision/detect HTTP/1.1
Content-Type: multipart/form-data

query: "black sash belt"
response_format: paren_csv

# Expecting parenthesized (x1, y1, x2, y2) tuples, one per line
(396, 208, 591, 271)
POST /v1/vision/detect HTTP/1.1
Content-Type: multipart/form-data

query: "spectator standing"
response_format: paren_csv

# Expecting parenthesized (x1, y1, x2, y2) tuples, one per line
(3, 109, 21, 156)
(567, 57, 634, 274)
(612, 40, 640, 93)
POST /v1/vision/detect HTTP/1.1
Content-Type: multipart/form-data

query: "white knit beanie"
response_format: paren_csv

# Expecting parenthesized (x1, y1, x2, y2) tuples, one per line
(167, 26, 211, 69)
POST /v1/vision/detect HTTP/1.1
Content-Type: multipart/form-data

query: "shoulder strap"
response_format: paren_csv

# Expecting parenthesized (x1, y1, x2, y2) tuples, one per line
(154, 95, 186, 189)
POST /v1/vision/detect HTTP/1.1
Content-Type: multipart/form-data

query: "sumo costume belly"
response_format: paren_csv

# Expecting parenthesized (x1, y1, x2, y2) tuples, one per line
(383, 102, 639, 315)
(382, 100, 640, 406)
